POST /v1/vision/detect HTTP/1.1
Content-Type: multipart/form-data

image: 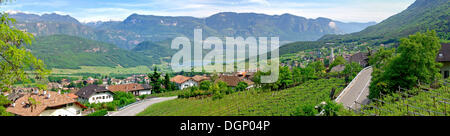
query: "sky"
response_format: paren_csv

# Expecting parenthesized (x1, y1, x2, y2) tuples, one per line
(0, 0, 416, 23)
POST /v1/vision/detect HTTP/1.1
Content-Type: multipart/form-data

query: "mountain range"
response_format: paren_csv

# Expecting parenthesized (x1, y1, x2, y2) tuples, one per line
(10, 0, 448, 70)
(10, 12, 376, 50)
(279, 0, 449, 55)
(319, 0, 449, 43)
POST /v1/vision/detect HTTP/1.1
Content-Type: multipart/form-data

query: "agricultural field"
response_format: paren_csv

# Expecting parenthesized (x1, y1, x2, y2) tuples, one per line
(137, 78, 345, 116)
(50, 65, 168, 75)
(354, 84, 450, 116)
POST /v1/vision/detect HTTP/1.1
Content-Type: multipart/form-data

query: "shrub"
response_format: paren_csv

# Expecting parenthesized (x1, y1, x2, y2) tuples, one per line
(199, 80, 212, 90)
(87, 109, 108, 116)
(293, 104, 318, 116)
(236, 81, 248, 92)
(320, 100, 343, 116)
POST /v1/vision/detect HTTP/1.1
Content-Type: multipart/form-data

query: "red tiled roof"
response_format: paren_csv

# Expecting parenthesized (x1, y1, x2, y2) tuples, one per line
(215, 75, 253, 87)
(6, 91, 85, 116)
(192, 75, 210, 82)
(170, 75, 191, 84)
(107, 83, 149, 92)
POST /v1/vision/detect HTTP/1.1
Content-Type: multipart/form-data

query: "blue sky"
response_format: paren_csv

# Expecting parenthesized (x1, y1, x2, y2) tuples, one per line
(0, 0, 416, 23)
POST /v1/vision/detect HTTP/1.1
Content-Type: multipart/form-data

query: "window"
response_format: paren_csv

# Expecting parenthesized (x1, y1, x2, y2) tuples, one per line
(102, 96, 105, 99)
(445, 71, 449, 79)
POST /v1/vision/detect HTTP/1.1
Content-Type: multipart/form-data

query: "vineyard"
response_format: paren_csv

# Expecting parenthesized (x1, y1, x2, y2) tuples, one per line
(352, 83, 450, 116)
(137, 78, 345, 116)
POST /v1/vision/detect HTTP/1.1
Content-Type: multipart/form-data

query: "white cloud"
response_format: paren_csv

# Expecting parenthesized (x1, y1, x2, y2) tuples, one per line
(328, 22, 336, 29)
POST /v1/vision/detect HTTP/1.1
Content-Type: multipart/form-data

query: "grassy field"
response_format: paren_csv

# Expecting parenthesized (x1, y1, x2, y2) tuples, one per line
(137, 78, 345, 116)
(51, 65, 163, 75)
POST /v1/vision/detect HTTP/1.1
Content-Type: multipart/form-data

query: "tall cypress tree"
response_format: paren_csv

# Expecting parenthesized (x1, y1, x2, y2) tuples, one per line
(149, 67, 162, 93)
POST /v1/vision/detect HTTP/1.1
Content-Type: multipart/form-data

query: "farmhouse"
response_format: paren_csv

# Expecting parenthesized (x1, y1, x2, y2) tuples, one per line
(76, 85, 114, 104)
(6, 91, 87, 116)
(171, 75, 198, 90)
(192, 75, 211, 83)
(437, 43, 450, 79)
(107, 83, 152, 96)
(215, 75, 254, 89)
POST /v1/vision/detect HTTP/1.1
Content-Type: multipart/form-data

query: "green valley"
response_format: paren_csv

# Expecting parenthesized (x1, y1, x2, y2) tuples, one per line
(29, 35, 153, 69)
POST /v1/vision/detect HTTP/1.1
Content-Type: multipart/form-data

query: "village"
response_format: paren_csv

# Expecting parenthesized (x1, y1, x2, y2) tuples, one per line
(0, 47, 371, 116)
(2, 42, 449, 116)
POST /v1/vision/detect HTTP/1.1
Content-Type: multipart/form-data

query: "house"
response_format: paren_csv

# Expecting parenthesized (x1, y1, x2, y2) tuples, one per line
(349, 52, 369, 67)
(102, 79, 108, 85)
(169, 75, 211, 90)
(47, 82, 63, 90)
(76, 85, 114, 104)
(60, 79, 71, 86)
(67, 93, 79, 100)
(107, 83, 152, 96)
(6, 91, 87, 116)
(86, 77, 96, 84)
(237, 72, 255, 80)
(110, 79, 123, 85)
(170, 75, 198, 90)
(437, 43, 450, 78)
(192, 75, 210, 83)
(215, 75, 254, 89)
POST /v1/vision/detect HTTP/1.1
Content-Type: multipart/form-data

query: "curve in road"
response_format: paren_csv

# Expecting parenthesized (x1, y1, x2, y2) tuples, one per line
(108, 96, 178, 116)
(335, 67, 373, 110)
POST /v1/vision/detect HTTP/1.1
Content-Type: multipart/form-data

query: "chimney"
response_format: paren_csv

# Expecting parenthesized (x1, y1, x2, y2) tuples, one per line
(47, 93, 51, 99)
(12, 103, 15, 107)
(43, 91, 47, 95)
(58, 90, 61, 94)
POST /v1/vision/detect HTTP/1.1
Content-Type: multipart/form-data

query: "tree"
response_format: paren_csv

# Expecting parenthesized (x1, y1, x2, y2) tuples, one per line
(369, 31, 442, 99)
(148, 67, 162, 93)
(309, 61, 326, 77)
(163, 74, 175, 91)
(343, 62, 363, 80)
(292, 67, 302, 84)
(368, 47, 395, 69)
(94, 79, 103, 85)
(293, 103, 318, 116)
(329, 56, 346, 70)
(0, 95, 11, 116)
(279, 66, 293, 89)
(320, 100, 343, 116)
(210, 71, 219, 82)
(301, 66, 316, 82)
(0, 3, 49, 92)
(199, 80, 212, 91)
(236, 81, 248, 92)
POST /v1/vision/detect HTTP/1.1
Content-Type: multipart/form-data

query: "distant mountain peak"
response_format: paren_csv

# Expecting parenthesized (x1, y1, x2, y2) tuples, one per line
(9, 12, 80, 24)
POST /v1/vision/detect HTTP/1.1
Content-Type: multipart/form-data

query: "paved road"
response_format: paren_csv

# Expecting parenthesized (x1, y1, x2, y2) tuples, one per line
(108, 96, 178, 116)
(336, 67, 373, 110)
